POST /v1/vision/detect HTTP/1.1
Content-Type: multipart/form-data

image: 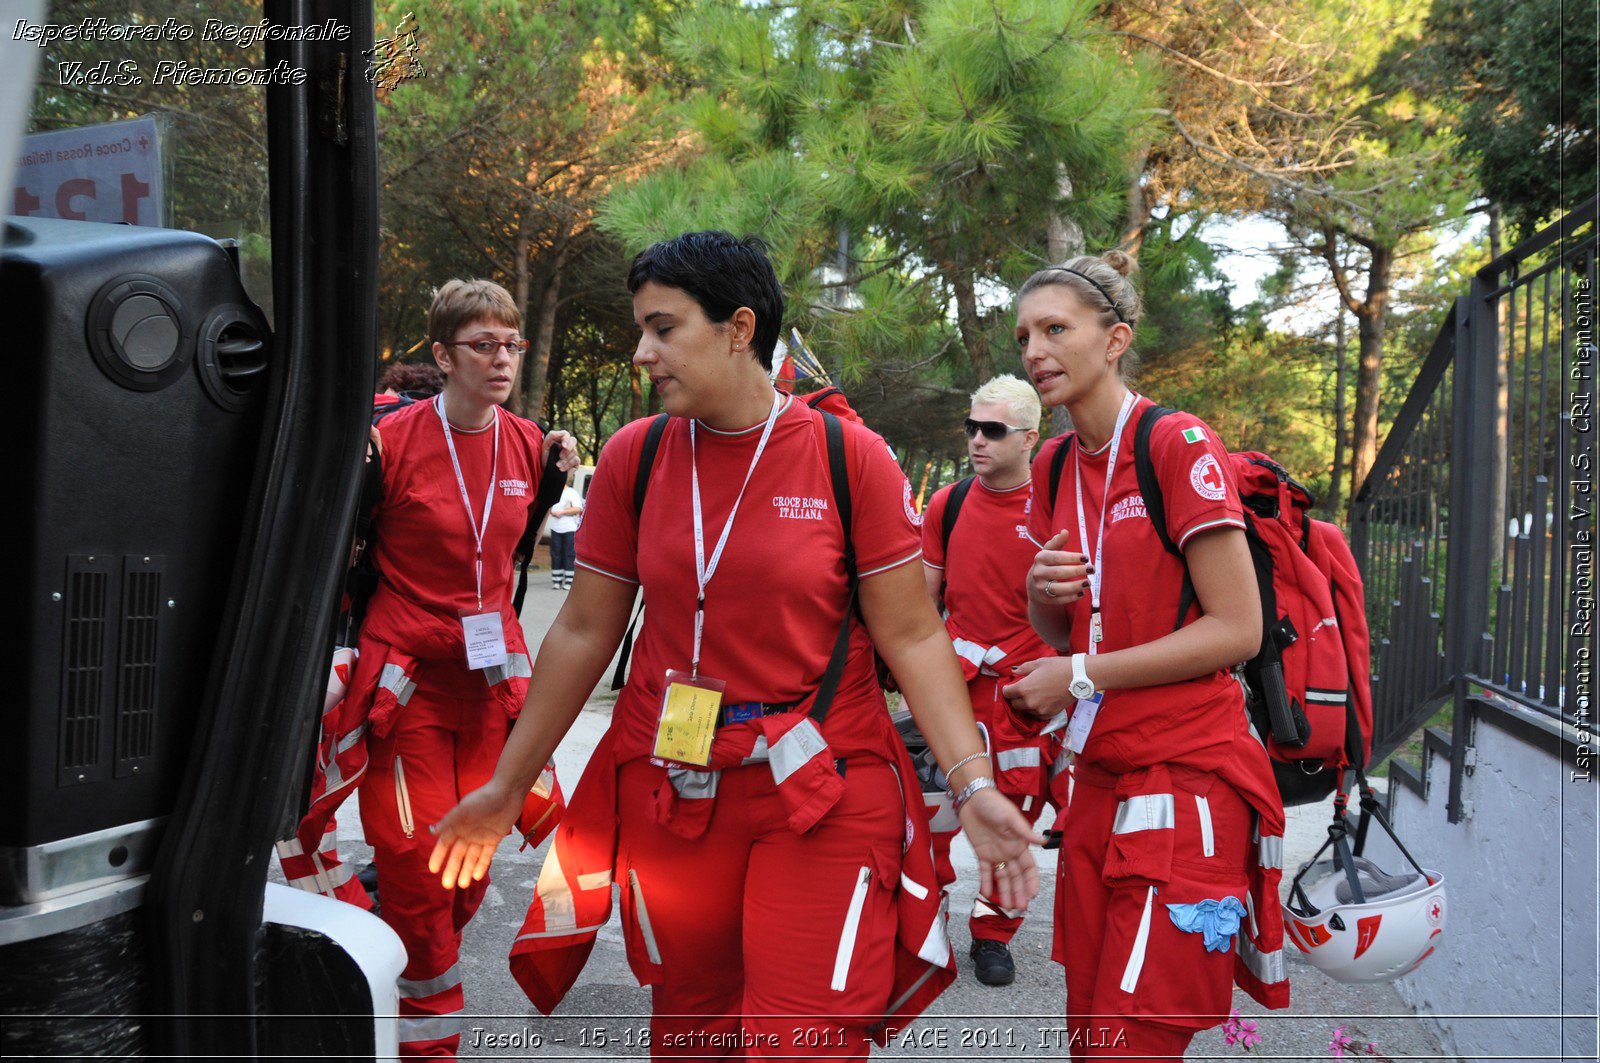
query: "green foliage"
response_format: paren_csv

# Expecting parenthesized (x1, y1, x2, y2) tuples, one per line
(1405, 0, 1597, 235)
(600, 0, 1155, 410)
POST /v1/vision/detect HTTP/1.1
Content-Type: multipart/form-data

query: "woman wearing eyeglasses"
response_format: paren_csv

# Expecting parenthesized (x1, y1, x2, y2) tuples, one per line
(428, 232, 1043, 1058)
(1000, 252, 1289, 1059)
(918, 374, 1061, 988)
(353, 279, 577, 1060)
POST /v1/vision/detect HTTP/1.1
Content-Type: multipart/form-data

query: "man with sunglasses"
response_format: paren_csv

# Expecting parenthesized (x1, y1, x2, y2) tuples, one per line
(921, 374, 1062, 987)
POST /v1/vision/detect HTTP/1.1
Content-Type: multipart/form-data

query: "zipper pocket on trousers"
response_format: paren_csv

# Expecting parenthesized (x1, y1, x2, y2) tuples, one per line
(394, 756, 414, 840)
(1119, 885, 1156, 994)
(1195, 794, 1215, 857)
(627, 869, 663, 966)
(831, 866, 872, 991)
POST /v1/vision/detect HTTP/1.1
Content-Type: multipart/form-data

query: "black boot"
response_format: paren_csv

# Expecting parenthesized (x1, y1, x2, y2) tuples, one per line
(970, 939, 1015, 986)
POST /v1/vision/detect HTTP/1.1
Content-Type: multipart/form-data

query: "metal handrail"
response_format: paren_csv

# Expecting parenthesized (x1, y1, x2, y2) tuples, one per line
(1353, 196, 1595, 822)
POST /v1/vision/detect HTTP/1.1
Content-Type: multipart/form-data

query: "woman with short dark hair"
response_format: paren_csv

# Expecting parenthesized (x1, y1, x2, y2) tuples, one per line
(431, 232, 1042, 1058)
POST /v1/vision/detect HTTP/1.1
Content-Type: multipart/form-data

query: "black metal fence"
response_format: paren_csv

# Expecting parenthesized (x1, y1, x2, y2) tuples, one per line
(1351, 198, 1596, 822)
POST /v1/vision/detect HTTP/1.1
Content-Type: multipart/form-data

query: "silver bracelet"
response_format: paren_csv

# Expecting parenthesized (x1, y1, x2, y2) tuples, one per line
(943, 750, 990, 784)
(951, 775, 998, 812)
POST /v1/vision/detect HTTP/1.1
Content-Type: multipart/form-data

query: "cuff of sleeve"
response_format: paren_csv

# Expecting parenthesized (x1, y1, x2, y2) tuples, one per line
(1176, 516, 1247, 550)
(860, 548, 924, 579)
(575, 559, 640, 585)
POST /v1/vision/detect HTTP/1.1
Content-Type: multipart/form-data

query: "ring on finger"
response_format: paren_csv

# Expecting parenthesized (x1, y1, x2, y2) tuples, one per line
(1043, 580, 1057, 599)
(994, 860, 1008, 872)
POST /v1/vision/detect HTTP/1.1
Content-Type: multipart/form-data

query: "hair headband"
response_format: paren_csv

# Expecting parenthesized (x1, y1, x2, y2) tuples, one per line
(1052, 266, 1127, 324)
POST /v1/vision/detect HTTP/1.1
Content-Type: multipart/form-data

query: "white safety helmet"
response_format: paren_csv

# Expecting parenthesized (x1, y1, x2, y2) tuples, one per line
(1283, 856, 1446, 983)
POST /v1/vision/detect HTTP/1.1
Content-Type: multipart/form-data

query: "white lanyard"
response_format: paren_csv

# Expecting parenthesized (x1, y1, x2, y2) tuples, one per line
(1073, 390, 1137, 650)
(434, 395, 500, 611)
(688, 390, 785, 675)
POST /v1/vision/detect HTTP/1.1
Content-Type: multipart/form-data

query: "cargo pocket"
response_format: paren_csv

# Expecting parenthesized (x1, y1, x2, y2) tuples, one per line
(1117, 774, 1249, 1030)
(393, 756, 415, 841)
(1129, 878, 1246, 1029)
(1102, 791, 1175, 889)
(619, 863, 666, 987)
(829, 847, 898, 993)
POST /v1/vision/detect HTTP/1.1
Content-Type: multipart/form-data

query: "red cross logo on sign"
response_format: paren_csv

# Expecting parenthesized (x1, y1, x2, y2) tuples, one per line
(1190, 454, 1227, 501)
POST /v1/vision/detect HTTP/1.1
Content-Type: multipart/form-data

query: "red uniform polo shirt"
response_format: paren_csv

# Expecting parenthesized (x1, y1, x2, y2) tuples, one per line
(577, 397, 922, 759)
(1026, 396, 1250, 773)
(922, 476, 1055, 672)
(370, 398, 545, 695)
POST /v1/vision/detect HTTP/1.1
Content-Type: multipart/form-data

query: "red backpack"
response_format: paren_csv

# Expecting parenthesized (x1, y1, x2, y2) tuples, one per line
(1125, 408, 1374, 805)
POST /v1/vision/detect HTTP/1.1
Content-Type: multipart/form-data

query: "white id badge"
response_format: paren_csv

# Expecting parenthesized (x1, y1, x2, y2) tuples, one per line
(460, 610, 509, 670)
(1066, 693, 1103, 755)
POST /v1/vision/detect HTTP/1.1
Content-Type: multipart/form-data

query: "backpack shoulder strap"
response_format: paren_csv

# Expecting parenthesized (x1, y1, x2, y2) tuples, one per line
(610, 413, 672, 691)
(1047, 435, 1074, 513)
(1132, 405, 1201, 631)
(633, 413, 671, 516)
(810, 410, 854, 724)
(1133, 405, 1181, 558)
(941, 475, 977, 560)
(822, 410, 852, 561)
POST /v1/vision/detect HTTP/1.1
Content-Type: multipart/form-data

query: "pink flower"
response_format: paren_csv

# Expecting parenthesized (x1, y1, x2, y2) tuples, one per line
(1329, 1027, 1355, 1058)
(1223, 1008, 1245, 1046)
(1240, 1021, 1261, 1050)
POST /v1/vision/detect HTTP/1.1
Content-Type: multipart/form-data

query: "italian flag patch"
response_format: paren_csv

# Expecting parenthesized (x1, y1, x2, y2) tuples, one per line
(1181, 426, 1207, 444)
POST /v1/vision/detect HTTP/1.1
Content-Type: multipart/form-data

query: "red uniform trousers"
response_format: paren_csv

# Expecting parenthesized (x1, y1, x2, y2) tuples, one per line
(1055, 766, 1252, 1061)
(359, 689, 510, 1060)
(615, 757, 905, 1061)
(928, 673, 1052, 945)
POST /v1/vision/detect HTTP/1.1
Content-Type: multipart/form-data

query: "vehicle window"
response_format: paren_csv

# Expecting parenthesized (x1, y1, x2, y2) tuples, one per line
(17, 1, 280, 319)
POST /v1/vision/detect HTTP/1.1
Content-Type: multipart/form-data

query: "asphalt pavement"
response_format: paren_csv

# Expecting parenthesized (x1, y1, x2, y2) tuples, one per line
(274, 579, 1456, 1061)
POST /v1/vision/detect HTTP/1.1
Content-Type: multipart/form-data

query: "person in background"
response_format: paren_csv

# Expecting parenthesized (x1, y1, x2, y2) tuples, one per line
(546, 473, 583, 590)
(1003, 252, 1289, 1059)
(374, 360, 446, 415)
(428, 232, 1044, 1059)
(919, 374, 1061, 987)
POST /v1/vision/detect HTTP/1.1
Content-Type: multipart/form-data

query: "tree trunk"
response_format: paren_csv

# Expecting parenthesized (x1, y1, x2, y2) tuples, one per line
(1350, 245, 1392, 492)
(509, 219, 533, 416)
(523, 243, 573, 421)
(629, 365, 644, 422)
(1047, 167, 1084, 264)
(1119, 150, 1151, 259)
(951, 267, 993, 381)
(1329, 309, 1347, 518)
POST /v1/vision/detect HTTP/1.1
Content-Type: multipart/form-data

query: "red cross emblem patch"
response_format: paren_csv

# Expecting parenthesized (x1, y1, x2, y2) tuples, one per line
(1190, 454, 1227, 501)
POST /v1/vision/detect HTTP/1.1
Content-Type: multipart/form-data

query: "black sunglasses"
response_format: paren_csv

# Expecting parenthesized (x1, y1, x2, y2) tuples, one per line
(963, 418, 1030, 441)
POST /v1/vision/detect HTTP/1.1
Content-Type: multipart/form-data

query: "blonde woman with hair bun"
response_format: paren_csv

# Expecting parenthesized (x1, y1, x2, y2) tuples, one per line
(1002, 253, 1292, 1058)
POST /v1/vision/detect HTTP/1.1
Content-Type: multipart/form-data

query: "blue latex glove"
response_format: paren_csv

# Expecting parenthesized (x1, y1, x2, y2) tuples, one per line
(1166, 896, 1248, 953)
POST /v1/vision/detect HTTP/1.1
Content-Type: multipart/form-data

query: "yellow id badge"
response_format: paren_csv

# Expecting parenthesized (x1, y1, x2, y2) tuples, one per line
(653, 670, 725, 766)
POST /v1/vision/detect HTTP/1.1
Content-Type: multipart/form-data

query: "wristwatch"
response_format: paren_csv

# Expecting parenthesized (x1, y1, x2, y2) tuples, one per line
(1069, 652, 1097, 701)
